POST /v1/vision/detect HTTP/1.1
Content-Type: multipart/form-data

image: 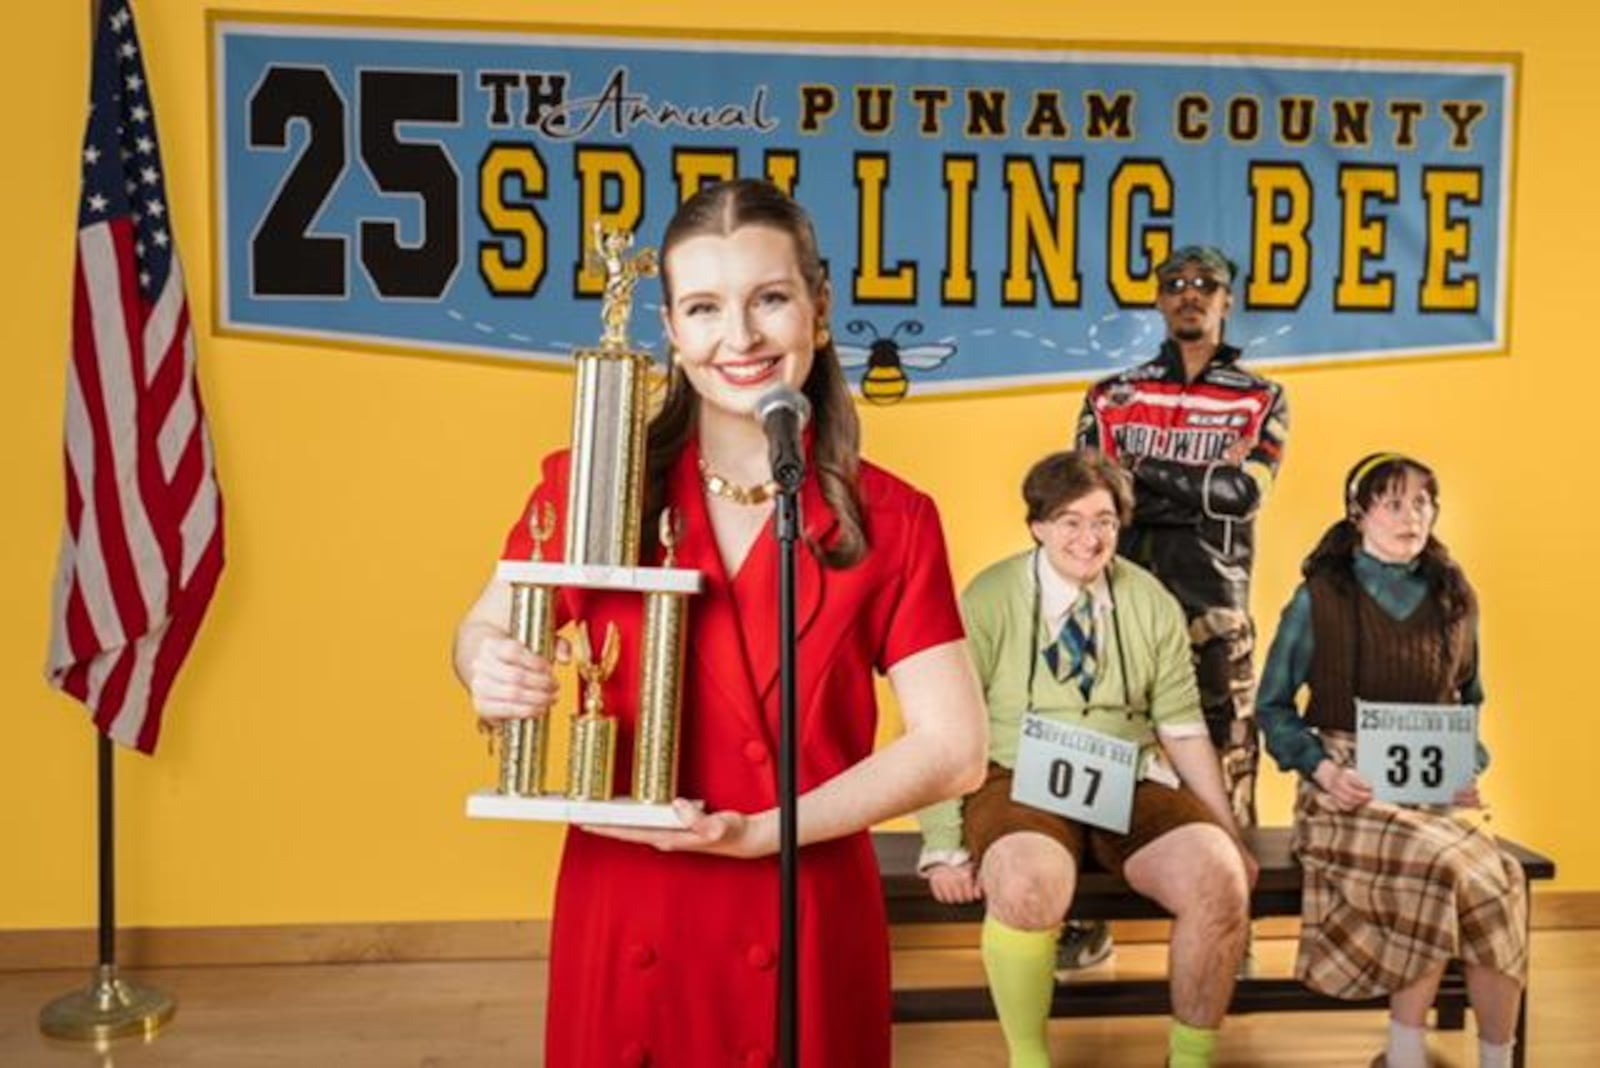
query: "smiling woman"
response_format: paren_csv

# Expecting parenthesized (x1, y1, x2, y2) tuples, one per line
(449, 179, 988, 1067)
(662, 226, 821, 446)
(640, 179, 862, 570)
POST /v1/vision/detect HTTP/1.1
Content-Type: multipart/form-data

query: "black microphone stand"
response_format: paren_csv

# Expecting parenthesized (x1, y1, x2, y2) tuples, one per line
(774, 473, 801, 1068)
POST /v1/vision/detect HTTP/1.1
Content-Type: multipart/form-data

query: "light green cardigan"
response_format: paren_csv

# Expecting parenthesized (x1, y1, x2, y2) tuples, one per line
(917, 550, 1204, 859)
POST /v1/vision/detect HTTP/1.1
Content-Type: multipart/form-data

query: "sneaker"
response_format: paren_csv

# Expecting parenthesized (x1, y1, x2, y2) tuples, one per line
(1053, 919, 1113, 977)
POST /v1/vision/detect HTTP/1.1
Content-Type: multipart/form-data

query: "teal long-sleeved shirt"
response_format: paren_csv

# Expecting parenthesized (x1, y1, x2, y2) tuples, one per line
(1256, 550, 1487, 781)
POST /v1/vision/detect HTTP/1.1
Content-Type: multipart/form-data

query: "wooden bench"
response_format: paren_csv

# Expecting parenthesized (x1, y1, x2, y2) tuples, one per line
(876, 827, 1555, 1068)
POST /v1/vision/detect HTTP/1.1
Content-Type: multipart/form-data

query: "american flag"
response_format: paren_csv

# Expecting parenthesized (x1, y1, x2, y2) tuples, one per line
(46, 2, 224, 754)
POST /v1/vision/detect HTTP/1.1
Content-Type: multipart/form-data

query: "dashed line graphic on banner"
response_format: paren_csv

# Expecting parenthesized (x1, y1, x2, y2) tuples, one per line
(436, 305, 1294, 404)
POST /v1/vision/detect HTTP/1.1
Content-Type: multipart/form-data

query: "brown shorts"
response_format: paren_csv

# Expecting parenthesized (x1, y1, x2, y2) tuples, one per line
(963, 761, 1223, 879)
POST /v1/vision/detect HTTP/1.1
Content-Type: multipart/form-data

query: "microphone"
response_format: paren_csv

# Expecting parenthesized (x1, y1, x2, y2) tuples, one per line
(754, 385, 811, 493)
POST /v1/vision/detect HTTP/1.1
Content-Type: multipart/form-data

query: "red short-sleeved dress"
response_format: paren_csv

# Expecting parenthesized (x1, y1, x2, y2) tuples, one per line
(500, 439, 964, 1068)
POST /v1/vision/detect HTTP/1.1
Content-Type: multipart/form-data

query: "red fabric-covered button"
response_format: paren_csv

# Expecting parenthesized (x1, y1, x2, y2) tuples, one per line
(619, 1040, 649, 1067)
(627, 943, 655, 969)
(742, 740, 769, 765)
(745, 943, 775, 971)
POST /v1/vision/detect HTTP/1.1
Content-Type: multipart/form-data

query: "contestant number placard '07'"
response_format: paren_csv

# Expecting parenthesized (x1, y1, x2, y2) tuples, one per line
(1011, 714, 1138, 834)
(1355, 700, 1478, 806)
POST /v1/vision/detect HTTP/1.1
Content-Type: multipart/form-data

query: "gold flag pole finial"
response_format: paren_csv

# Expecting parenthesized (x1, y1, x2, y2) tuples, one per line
(588, 222, 659, 352)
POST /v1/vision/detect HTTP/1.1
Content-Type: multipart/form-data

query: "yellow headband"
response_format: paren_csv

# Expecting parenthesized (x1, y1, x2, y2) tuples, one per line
(1345, 452, 1410, 505)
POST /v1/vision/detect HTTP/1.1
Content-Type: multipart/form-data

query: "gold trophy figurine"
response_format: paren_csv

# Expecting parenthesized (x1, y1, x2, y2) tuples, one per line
(591, 222, 660, 352)
(527, 501, 556, 562)
(658, 507, 682, 569)
(567, 620, 622, 801)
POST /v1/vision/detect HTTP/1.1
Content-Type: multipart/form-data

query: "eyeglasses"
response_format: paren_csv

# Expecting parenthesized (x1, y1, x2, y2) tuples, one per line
(1370, 494, 1438, 518)
(1158, 275, 1227, 296)
(1043, 514, 1120, 540)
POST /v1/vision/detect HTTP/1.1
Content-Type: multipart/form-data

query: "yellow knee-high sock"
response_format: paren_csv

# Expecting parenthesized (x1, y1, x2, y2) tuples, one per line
(1168, 1019, 1219, 1068)
(980, 915, 1057, 1068)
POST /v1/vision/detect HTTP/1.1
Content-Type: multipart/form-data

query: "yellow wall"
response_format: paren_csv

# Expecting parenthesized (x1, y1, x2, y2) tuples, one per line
(4, 0, 1597, 931)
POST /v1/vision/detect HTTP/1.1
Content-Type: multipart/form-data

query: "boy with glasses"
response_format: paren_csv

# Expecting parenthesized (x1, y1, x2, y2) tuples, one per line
(917, 450, 1256, 1068)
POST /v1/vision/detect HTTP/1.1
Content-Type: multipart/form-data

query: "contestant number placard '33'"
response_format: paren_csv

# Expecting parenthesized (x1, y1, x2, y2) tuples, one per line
(1355, 700, 1478, 806)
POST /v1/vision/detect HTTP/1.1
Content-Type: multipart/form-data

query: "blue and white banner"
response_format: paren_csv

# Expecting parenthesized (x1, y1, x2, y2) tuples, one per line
(211, 15, 1517, 400)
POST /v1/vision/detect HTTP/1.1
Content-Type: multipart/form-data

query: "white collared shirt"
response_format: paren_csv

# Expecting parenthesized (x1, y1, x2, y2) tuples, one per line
(1036, 555, 1115, 652)
(1035, 552, 1206, 749)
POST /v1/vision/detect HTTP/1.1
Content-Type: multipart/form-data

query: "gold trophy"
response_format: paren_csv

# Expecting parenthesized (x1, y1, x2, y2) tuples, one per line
(466, 224, 701, 828)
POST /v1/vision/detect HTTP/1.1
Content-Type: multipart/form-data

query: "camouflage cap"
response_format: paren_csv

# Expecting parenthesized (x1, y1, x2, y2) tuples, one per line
(1155, 245, 1235, 286)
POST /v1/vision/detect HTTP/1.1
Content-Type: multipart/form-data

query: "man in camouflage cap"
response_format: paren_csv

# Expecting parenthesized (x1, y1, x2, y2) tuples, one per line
(1063, 245, 1288, 972)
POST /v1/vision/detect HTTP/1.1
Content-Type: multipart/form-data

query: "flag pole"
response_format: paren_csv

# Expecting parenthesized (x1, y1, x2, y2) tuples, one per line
(38, 737, 177, 1043)
(39, 0, 178, 1041)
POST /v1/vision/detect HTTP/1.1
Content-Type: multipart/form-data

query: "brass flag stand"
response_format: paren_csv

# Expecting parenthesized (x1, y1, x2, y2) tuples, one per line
(39, 737, 176, 1044)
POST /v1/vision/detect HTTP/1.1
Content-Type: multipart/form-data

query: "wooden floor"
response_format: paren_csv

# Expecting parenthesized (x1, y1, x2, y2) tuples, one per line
(1, 931, 1594, 1066)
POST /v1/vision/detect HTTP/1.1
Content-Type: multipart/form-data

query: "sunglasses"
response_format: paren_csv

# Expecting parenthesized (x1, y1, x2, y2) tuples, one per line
(1158, 275, 1228, 296)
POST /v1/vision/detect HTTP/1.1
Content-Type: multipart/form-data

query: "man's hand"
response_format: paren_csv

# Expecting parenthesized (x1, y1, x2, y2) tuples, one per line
(1221, 435, 1256, 465)
(926, 861, 983, 904)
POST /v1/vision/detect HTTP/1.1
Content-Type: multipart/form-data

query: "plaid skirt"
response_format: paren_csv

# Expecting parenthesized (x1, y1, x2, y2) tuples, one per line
(1291, 732, 1528, 1000)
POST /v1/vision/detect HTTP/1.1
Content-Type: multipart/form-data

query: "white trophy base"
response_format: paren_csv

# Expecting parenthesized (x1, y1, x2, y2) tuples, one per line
(466, 790, 695, 828)
(496, 560, 701, 595)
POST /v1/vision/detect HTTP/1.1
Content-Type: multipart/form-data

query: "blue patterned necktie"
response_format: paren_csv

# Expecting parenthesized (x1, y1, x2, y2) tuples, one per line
(1043, 589, 1097, 698)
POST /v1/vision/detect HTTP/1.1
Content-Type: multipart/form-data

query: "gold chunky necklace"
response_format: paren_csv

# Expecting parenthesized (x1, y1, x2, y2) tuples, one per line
(698, 458, 779, 506)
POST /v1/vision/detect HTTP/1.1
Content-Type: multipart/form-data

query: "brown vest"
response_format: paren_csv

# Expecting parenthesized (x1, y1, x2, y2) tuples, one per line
(1304, 570, 1477, 732)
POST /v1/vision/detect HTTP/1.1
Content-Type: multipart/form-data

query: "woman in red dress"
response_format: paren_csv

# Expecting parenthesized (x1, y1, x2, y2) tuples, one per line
(453, 179, 987, 1067)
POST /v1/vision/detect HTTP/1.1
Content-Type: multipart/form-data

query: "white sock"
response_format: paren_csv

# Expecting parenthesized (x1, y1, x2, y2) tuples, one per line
(1478, 1037, 1514, 1068)
(1386, 1019, 1428, 1068)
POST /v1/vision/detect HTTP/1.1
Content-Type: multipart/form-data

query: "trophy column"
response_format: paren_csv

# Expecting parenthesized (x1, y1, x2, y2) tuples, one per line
(566, 350, 649, 567)
(634, 509, 689, 805)
(499, 582, 555, 796)
(634, 589, 688, 805)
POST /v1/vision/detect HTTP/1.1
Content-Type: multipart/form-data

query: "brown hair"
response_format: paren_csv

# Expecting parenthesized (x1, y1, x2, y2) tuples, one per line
(1303, 453, 1474, 624)
(645, 179, 865, 568)
(1021, 450, 1133, 527)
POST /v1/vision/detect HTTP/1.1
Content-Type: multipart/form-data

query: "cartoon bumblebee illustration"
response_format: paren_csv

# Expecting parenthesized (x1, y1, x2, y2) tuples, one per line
(835, 320, 957, 405)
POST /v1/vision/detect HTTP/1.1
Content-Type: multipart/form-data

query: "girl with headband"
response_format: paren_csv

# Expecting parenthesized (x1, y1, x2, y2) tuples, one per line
(1256, 453, 1526, 1068)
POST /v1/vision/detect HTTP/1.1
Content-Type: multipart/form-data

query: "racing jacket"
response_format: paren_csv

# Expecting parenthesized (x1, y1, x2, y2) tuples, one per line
(1075, 341, 1289, 615)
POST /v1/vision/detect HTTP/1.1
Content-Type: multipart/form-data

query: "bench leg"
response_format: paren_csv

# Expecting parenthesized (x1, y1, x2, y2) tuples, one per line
(1433, 959, 1467, 1032)
(1435, 994, 1466, 1031)
(1513, 871, 1531, 1068)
